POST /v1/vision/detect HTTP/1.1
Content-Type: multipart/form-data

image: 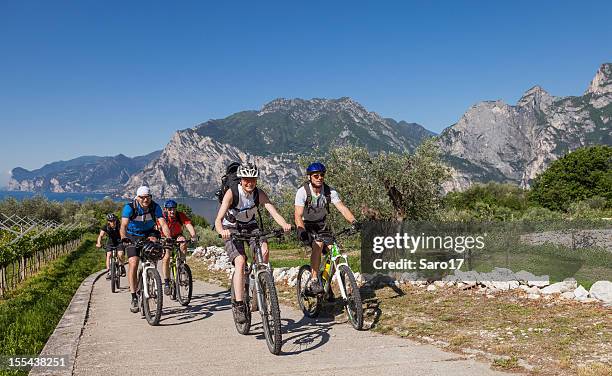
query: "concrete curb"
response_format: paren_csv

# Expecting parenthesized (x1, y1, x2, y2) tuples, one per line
(29, 269, 107, 376)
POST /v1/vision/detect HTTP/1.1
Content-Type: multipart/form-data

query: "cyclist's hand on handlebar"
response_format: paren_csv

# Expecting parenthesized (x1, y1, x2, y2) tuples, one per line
(351, 220, 361, 232)
(95, 243, 102, 248)
(281, 223, 292, 233)
(190, 235, 199, 244)
(220, 229, 231, 240)
(121, 237, 132, 244)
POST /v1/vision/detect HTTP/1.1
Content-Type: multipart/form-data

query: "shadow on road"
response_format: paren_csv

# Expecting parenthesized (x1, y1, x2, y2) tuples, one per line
(158, 290, 232, 326)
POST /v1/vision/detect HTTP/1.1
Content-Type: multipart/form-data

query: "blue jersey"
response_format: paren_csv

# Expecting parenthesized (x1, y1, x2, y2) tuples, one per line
(122, 201, 163, 236)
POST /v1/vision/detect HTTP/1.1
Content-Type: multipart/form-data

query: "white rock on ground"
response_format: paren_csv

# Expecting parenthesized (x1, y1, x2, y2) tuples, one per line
(560, 291, 575, 300)
(541, 279, 576, 295)
(589, 281, 612, 305)
(573, 285, 589, 301)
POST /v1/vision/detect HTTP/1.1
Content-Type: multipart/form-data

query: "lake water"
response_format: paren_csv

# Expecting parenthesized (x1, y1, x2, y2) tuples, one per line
(0, 191, 220, 224)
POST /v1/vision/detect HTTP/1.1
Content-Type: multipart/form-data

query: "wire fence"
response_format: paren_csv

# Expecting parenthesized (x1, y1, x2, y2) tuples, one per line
(0, 213, 87, 298)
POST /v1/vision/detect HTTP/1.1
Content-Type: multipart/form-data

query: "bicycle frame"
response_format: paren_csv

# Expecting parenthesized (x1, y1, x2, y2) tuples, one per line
(325, 243, 351, 300)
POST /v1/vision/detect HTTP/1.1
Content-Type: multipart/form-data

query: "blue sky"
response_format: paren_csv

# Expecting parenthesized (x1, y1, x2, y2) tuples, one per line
(1, 0, 610, 186)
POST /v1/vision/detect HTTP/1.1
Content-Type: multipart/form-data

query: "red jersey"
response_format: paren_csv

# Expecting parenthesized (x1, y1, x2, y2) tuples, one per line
(162, 211, 191, 238)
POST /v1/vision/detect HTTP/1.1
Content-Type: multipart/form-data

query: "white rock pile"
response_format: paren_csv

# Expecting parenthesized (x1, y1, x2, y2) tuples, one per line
(190, 247, 612, 307)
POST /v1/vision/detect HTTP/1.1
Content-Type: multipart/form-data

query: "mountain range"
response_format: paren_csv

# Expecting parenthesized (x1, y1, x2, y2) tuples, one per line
(7, 63, 611, 197)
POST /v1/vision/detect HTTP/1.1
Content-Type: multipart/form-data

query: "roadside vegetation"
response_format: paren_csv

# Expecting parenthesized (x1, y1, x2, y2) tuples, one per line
(0, 235, 104, 376)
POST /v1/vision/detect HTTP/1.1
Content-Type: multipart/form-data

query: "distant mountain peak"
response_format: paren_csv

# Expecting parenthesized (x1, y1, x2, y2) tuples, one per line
(518, 85, 554, 109)
(257, 97, 382, 124)
(586, 63, 612, 95)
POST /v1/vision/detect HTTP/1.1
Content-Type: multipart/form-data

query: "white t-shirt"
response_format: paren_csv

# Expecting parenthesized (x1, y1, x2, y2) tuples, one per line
(294, 183, 340, 208)
(222, 185, 259, 227)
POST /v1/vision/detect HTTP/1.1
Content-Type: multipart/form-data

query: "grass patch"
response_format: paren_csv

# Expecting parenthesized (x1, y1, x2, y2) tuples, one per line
(0, 234, 104, 376)
(492, 357, 520, 370)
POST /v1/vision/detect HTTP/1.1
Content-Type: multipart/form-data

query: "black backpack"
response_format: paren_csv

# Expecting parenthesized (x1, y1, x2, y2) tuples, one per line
(215, 162, 241, 203)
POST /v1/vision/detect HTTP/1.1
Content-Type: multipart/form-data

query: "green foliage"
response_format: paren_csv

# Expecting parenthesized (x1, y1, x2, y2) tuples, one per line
(0, 228, 86, 267)
(194, 226, 224, 247)
(445, 182, 529, 212)
(0, 196, 122, 228)
(529, 145, 612, 211)
(302, 139, 450, 222)
(0, 236, 104, 372)
(176, 203, 209, 228)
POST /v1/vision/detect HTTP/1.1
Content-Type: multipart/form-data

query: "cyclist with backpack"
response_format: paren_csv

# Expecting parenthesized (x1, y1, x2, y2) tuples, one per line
(214, 162, 292, 323)
(159, 199, 198, 295)
(294, 162, 358, 294)
(120, 186, 172, 313)
(96, 213, 126, 280)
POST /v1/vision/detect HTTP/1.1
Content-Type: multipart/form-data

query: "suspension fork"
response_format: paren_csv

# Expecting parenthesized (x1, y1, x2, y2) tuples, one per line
(141, 261, 156, 298)
(332, 256, 350, 300)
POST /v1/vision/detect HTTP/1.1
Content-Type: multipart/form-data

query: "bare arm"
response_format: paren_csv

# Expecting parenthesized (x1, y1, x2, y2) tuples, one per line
(96, 230, 106, 248)
(333, 201, 356, 224)
(185, 223, 196, 238)
(157, 218, 171, 240)
(120, 217, 129, 239)
(215, 190, 233, 239)
(294, 205, 305, 229)
(260, 190, 291, 231)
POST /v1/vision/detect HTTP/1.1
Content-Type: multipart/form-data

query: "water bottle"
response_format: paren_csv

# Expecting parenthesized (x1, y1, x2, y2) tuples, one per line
(321, 260, 331, 282)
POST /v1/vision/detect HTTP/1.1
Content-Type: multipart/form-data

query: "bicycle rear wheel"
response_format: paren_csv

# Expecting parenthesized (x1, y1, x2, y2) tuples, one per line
(110, 259, 117, 293)
(338, 264, 363, 330)
(296, 265, 321, 318)
(176, 263, 193, 306)
(230, 271, 251, 334)
(142, 268, 163, 326)
(258, 271, 282, 355)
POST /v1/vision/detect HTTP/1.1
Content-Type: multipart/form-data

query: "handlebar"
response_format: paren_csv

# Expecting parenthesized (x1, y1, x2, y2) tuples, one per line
(161, 237, 196, 247)
(218, 227, 292, 242)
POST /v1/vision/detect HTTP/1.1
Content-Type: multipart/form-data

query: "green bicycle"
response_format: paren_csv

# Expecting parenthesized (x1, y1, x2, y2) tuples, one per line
(296, 226, 363, 330)
(162, 238, 194, 306)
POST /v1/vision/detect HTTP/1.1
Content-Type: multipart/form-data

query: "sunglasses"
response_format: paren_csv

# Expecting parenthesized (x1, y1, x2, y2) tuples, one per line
(311, 173, 325, 179)
(138, 195, 152, 200)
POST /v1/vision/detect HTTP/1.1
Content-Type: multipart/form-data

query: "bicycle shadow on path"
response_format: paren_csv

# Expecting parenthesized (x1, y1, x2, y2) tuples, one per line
(158, 290, 231, 326)
(231, 312, 337, 356)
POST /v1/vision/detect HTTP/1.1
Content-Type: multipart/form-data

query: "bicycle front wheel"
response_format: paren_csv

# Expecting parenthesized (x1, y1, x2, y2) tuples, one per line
(110, 259, 117, 293)
(176, 263, 193, 306)
(142, 268, 163, 326)
(114, 261, 121, 291)
(258, 271, 282, 355)
(338, 264, 363, 330)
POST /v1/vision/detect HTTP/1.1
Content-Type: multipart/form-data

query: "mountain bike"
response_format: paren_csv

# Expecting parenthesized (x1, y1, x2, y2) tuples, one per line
(107, 245, 121, 293)
(296, 226, 363, 330)
(162, 238, 194, 306)
(222, 228, 287, 355)
(133, 239, 165, 326)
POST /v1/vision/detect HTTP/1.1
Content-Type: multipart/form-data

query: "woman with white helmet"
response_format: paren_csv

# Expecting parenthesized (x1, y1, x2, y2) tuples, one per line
(214, 162, 292, 324)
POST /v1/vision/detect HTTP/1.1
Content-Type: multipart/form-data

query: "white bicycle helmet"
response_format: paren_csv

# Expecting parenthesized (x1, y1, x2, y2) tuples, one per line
(236, 163, 259, 178)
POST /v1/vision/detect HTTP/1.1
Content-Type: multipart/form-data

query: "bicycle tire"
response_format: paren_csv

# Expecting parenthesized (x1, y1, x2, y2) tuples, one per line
(176, 263, 193, 306)
(169, 265, 177, 301)
(110, 259, 116, 293)
(114, 262, 121, 290)
(230, 271, 251, 335)
(296, 265, 321, 318)
(258, 271, 282, 355)
(338, 264, 363, 330)
(142, 267, 163, 326)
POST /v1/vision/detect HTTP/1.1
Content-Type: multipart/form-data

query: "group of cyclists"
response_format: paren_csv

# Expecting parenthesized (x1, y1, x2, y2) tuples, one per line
(96, 161, 358, 321)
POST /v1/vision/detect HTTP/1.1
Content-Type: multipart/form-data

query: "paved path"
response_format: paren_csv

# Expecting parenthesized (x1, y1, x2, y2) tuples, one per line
(73, 274, 512, 376)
